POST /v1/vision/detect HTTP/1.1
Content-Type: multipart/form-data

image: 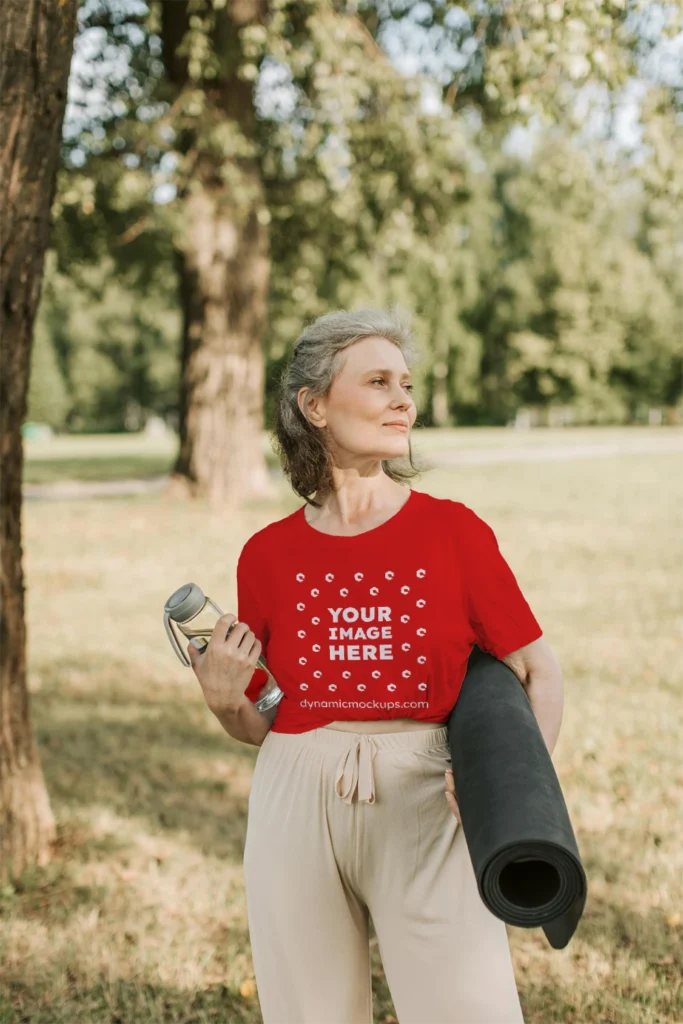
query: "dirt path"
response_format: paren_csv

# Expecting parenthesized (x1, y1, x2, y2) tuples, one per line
(22, 435, 681, 500)
(23, 476, 172, 500)
(425, 435, 682, 465)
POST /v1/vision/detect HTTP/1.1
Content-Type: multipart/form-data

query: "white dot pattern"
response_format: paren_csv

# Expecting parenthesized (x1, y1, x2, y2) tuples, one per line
(290, 565, 431, 697)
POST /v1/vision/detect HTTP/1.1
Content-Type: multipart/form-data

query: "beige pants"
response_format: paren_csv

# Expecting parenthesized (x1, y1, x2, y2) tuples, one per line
(244, 725, 525, 1024)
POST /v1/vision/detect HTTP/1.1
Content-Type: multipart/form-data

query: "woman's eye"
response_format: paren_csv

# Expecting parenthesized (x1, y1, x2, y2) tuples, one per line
(372, 378, 414, 392)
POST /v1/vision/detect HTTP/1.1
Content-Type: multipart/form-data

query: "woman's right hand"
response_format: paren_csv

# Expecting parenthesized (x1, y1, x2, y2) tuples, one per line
(187, 613, 262, 715)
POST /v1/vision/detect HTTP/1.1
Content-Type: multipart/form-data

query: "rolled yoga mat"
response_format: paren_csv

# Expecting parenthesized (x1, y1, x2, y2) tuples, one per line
(446, 644, 587, 950)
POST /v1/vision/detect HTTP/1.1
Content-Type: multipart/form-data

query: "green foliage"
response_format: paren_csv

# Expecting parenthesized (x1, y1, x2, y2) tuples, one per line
(27, 311, 71, 430)
(31, 251, 180, 432)
(470, 136, 681, 423)
(44, 0, 683, 433)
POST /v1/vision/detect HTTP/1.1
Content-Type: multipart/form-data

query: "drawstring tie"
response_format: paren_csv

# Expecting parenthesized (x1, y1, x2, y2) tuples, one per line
(334, 735, 379, 804)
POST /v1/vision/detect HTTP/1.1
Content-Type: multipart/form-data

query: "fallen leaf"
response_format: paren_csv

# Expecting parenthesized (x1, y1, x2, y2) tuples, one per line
(240, 978, 257, 999)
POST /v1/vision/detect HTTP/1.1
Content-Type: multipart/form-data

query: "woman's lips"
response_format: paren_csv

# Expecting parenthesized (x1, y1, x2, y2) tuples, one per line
(384, 423, 408, 431)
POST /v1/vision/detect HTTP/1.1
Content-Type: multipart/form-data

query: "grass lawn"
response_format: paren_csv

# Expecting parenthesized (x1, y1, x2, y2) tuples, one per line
(2, 430, 682, 1023)
(22, 425, 682, 485)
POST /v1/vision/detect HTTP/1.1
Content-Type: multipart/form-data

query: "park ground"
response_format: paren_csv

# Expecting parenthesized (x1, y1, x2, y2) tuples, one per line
(1, 426, 682, 1023)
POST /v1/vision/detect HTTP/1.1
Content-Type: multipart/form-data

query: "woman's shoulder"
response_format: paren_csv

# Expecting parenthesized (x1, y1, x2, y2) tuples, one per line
(416, 490, 481, 526)
(238, 505, 303, 565)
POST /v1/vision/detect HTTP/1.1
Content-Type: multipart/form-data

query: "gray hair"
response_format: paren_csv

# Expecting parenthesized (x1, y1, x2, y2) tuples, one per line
(271, 307, 432, 507)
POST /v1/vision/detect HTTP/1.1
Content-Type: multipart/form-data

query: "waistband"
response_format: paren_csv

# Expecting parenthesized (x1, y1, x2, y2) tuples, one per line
(266, 725, 449, 806)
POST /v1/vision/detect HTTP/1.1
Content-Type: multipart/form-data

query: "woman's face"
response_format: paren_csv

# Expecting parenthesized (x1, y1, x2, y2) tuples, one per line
(299, 335, 417, 464)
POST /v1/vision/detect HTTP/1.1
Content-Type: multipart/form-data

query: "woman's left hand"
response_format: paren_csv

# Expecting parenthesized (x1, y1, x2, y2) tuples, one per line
(445, 768, 460, 822)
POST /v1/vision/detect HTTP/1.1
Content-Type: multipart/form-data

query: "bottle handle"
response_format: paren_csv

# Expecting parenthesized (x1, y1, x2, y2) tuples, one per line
(164, 612, 190, 666)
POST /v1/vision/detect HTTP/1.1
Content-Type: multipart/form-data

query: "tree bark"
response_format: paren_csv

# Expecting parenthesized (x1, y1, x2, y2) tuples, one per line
(171, 192, 274, 511)
(0, 0, 80, 884)
(161, 0, 276, 512)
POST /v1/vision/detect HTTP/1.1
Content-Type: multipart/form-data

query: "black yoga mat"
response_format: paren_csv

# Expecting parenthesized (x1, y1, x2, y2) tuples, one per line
(446, 644, 587, 950)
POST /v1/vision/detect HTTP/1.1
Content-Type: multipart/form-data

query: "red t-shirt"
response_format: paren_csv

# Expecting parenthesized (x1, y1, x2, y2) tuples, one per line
(237, 487, 543, 734)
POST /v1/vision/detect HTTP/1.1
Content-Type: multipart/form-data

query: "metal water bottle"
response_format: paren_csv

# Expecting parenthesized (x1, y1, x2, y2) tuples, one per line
(163, 582, 283, 713)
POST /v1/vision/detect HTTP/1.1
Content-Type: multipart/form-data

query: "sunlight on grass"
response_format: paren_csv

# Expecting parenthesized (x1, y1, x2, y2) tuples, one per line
(2, 433, 681, 1023)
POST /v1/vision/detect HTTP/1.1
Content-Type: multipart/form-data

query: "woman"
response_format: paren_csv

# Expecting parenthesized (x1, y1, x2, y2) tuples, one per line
(189, 308, 554, 1023)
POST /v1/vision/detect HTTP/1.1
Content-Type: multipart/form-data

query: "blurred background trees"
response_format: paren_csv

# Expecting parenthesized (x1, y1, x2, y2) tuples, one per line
(29, 0, 683, 498)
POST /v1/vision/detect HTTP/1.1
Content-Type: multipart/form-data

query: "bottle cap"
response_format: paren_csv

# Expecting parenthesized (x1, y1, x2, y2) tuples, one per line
(164, 583, 205, 623)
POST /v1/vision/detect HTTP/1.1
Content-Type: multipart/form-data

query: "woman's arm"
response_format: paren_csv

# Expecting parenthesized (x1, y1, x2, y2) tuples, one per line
(211, 694, 277, 746)
(502, 637, 564, 756)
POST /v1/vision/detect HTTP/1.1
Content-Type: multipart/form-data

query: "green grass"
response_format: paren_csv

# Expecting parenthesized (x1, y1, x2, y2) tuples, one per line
(3, 430, 683, 1023)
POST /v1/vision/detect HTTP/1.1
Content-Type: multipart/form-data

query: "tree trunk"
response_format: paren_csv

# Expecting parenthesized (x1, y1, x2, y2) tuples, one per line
(0, 0, 80, 884)
(431, 358, 450, 427)
(169, 180, 275, 512)
(161, 0, 276, 512)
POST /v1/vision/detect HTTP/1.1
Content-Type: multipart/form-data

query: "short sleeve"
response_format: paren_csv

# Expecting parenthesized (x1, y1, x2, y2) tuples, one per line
(236, 549, 271, 704)
(458, 506, 543, 660)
